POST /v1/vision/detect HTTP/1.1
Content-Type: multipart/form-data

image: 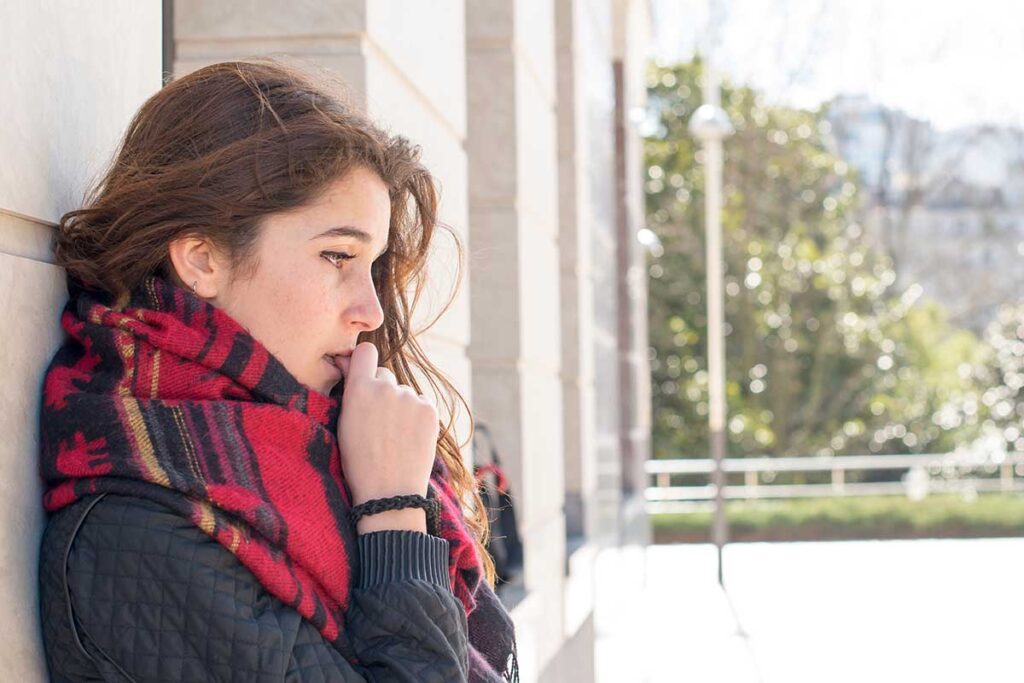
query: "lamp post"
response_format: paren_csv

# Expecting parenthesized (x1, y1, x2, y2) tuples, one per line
(688, 56, 734, 586)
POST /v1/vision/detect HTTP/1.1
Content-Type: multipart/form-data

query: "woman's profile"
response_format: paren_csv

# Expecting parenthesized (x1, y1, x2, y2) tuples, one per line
(37, 58, 517, 682)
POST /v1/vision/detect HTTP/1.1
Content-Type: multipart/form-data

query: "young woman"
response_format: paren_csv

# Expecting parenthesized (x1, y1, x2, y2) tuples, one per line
(37, 59, 517, 682)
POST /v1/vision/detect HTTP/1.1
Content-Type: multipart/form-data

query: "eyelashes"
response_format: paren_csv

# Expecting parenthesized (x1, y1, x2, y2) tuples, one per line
(321, 251, 355, 268)
(321, 250, 389, 274)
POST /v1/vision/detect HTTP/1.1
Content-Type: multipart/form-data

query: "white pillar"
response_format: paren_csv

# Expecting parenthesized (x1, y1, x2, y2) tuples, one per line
(466, 1, 567, 676)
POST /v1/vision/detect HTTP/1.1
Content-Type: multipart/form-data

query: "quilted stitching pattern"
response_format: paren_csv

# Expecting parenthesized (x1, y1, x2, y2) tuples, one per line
(39, 496, 108, 682)
(39, 494, 470, 682)
(345, 586, 469, 682)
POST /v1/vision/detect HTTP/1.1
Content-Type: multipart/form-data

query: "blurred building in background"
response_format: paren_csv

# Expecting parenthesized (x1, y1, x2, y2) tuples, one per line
(1, 1, 652, 681)
(829, 95, 1024, 329)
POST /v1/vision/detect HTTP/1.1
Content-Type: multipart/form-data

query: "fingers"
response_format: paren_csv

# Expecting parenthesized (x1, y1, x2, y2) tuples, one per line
(345, 341, 379, 382)
(378, 370, 436, 410)
(375, 366, 397, 385)
(344, 344, 434, 407)
(371, 367, 417, 396)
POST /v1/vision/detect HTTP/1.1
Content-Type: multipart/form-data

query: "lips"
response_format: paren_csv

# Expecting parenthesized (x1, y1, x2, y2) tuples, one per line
(323, 350, 354, 378)
(322, 355, 343, 381)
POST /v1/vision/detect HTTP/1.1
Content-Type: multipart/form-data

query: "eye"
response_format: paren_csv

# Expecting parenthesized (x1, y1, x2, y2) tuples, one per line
(321, 250, 355, 268)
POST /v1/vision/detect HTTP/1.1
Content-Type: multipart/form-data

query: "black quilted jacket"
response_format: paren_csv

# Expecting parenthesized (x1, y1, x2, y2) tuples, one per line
(38, 493, 471, 682)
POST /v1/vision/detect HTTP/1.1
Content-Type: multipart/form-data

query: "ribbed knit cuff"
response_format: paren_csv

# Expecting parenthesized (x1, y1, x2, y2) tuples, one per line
(357, 530, 451, 590)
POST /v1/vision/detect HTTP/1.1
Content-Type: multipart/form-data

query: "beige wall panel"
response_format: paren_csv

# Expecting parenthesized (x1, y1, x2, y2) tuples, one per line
(516, 510, 568, 670)
(365, 0, 467, 137)
(467, 206, 522, 361)
(1, 4, 161, 679)
(515, 81, 559, 240)
(518, 233, 563, 368)
(519, 371, 567, 526)
(466, 50, 519, 206)
(174, 43, 368, 110)
(174, 0, 365, 40)
(468, 365, 525, 488)
(0, 1, 161, 223)
(0, 212, 56, 264)
(466, 0, 515, 43)
(0, 255, 75, 681)
(515, 0, 558, 98)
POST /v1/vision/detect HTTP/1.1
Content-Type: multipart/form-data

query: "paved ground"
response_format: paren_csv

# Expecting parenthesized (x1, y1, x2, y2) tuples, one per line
(594, 538, 1024, 682)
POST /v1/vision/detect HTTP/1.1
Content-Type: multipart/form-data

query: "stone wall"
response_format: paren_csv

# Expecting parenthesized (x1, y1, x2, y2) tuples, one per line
(0, 3, 162, 680)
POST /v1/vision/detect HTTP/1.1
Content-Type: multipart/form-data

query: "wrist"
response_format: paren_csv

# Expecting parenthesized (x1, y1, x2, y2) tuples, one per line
(356, 507, 428, 535)
(352, 487, 428, 506)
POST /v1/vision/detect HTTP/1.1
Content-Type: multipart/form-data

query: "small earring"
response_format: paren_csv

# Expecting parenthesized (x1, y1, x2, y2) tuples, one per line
(191, 280, 198, 295)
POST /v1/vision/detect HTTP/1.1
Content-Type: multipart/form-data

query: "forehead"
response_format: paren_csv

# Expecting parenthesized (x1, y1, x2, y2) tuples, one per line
(262, 167, 391, 247)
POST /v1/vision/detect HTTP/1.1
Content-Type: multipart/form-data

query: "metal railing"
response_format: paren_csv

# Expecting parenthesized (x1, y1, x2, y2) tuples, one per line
(645, 452, 1024, 514)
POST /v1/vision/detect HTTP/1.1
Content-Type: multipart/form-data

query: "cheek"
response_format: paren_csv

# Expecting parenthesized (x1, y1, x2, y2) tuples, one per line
(234, 264, 332, 365)
(271, 271, 334, 341)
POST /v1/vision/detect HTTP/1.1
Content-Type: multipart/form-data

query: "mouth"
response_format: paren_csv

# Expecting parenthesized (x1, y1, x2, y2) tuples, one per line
(322, 356, 343, 381)
(322, 350, 354, 379)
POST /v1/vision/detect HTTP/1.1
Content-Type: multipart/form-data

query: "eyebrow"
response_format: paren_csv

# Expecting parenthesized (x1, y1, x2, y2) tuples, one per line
(310, 225, 388, 258)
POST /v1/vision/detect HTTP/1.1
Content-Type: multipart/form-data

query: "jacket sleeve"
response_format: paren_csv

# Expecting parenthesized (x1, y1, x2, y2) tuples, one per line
(62, 494, 469, 683)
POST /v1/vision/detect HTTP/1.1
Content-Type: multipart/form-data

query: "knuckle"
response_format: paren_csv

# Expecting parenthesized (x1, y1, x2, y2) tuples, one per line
(419, 400, 438, 421)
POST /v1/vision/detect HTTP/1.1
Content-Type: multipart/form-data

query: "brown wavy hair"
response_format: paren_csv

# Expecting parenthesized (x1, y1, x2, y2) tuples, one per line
(55, 58, 494, 585)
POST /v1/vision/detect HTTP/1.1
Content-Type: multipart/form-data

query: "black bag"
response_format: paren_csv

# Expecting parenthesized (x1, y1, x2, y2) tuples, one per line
(472, 422, 524, 587)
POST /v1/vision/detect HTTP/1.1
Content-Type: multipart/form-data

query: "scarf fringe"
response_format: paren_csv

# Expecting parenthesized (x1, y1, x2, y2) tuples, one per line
(505, 639, 520, 682)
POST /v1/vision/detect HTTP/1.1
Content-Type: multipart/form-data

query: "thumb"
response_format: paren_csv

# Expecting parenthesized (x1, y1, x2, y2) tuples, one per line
(337, 354, 352, 379)
(344, 341, 378, 382)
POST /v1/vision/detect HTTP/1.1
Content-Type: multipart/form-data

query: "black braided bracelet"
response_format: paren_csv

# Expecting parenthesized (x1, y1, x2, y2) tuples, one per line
(350, 494, 441, 533)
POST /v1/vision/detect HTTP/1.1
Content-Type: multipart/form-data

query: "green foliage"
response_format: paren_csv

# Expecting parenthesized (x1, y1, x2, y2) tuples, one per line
(951, 302, 1024, 451)
(644, 58, 984, 461)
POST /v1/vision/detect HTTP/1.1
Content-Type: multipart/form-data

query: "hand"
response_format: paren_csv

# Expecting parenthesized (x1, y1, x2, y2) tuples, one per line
(336, 342, 439, 534)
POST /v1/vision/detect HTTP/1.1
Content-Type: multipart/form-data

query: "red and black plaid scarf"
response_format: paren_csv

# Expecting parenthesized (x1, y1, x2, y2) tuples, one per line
(39, 274, 517, 682)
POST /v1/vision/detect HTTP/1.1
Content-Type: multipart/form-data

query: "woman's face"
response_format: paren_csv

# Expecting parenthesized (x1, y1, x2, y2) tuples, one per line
(205, 166, 391, 396)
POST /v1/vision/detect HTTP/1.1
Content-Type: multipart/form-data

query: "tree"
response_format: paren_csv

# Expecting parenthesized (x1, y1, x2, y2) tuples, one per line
(953, 303, 1024, 455)
(644, 58, 983, 463)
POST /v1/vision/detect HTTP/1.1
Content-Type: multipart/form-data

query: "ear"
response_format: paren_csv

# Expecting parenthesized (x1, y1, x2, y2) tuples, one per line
(167, 235, 229, 299)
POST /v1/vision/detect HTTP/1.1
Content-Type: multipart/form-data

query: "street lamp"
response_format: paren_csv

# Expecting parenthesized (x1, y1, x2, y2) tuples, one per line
(688, 104, 734, 141)
(689, 64, 734, 587)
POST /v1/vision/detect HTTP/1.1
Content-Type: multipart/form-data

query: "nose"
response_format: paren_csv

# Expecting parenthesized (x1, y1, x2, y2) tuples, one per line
(346, 273, 385, 333)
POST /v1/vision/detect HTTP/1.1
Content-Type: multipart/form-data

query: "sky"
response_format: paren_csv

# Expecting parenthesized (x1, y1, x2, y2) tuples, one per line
(650, 0, 1024, 131)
